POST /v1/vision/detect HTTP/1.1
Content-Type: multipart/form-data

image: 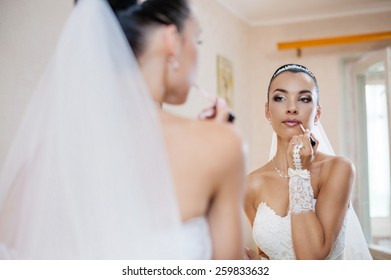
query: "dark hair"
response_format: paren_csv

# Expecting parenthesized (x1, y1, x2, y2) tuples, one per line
(267, 64, 319, 104)
(109, 0, 191, 57)
(73, 1, 191, 56)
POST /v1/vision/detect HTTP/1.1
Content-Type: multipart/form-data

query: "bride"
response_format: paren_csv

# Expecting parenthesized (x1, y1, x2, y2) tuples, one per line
(244, 64, 372, 260)
(0, 0, 245, 259)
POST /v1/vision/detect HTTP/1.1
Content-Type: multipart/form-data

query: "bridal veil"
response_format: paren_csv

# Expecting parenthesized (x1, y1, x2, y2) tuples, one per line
(0, 0, 185, 259)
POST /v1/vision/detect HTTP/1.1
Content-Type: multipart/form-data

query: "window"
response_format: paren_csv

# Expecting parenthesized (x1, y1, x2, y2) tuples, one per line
(345, 47, 391, 259)
(364, 65, 391, 251)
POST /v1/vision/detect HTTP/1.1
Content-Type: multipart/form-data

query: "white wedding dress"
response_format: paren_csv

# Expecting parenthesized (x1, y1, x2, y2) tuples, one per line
(253, 201, 346, 260)
(183, 217, 212, 259)
(0, 216, 212, 259)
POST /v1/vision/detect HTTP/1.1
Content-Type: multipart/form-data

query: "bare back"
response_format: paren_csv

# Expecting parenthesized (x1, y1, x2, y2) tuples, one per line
(159, 110, 245, 259)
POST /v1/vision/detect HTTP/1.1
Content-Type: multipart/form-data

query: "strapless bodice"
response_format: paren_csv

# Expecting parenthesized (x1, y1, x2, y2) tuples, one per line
(252, 202, 346, 260)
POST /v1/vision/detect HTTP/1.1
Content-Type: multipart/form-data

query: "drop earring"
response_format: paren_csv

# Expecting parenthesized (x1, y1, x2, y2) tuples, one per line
(169, 56, 179, 71)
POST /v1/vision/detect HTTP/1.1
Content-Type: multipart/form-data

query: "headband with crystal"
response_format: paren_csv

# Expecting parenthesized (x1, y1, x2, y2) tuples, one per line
(272, 64, 315, 78)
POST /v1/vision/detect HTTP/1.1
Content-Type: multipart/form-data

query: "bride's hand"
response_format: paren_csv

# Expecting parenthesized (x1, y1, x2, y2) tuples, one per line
(243, 247, 260, 260)
(198, 98, 235, 124)
(287, 130, 318, 170)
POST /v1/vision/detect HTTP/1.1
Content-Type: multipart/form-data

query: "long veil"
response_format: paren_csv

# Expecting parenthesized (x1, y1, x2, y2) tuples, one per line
(269, 122, 372, 259)
(0, 0, 185, 259)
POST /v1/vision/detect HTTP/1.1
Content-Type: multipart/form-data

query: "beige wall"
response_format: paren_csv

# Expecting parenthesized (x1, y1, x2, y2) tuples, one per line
(0, 0, 72, 164)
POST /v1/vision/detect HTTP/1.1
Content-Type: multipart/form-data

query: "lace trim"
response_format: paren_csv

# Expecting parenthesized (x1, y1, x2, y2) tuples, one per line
(253, 203, 295, 260)
(288, 168, 315, 215)
(293, 143, 304, 169)
(253, 202, 347, 260)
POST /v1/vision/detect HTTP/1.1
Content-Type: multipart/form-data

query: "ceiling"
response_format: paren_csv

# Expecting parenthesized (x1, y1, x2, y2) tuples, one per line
(217, 0, 391, 26)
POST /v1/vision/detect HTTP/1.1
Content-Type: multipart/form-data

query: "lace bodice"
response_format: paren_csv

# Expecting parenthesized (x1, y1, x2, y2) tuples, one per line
(253, 202, 346, 260)
(182, 216, 212, 259)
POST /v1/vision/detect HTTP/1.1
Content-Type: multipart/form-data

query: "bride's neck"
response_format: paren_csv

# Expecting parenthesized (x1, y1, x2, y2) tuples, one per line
(138, 53, 166, 105)
(273, 140, 291, 168)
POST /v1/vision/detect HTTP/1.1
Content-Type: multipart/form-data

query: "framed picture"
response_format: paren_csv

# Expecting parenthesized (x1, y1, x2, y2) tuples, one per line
(217, 55, 234, 108)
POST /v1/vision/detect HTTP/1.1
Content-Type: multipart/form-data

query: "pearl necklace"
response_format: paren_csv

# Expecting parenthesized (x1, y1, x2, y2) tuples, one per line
(272, 157, 289, 179)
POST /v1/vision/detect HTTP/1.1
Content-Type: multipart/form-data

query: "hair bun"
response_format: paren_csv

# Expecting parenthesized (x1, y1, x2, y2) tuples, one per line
(108, 0, 138, 11)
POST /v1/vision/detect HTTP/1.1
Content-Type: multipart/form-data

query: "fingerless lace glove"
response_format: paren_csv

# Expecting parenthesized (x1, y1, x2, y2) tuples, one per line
(288, 144, 315, 215)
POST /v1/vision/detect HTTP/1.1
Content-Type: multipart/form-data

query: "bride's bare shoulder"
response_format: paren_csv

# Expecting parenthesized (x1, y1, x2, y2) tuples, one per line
(247, 163, 273, 190)
(316, 152, 354, 170)
(316, 152, 355, 180)
(164, 114, 244, 168)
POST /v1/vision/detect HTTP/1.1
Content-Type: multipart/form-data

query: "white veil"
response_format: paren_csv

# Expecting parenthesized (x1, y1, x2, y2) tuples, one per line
(0, 0, 185, 259)
(269, 122, 372, 259)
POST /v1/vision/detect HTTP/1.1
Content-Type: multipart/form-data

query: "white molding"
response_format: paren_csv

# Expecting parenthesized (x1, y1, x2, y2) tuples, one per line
(250, 6, 391, 26)
(216, 0, 391, 27)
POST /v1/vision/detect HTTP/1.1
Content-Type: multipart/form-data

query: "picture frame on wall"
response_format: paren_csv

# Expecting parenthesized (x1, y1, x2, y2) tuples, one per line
(217, 55, 234, 108)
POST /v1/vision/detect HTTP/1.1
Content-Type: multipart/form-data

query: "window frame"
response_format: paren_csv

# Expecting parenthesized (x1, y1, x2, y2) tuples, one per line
(345, 47, 391, 259)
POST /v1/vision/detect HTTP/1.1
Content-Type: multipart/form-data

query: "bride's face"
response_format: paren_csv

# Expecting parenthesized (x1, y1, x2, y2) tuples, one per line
(265, 71, 321, 141)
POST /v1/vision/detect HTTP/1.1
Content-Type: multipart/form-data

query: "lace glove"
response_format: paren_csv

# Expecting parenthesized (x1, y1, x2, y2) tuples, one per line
(288, 144, 315, 215)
